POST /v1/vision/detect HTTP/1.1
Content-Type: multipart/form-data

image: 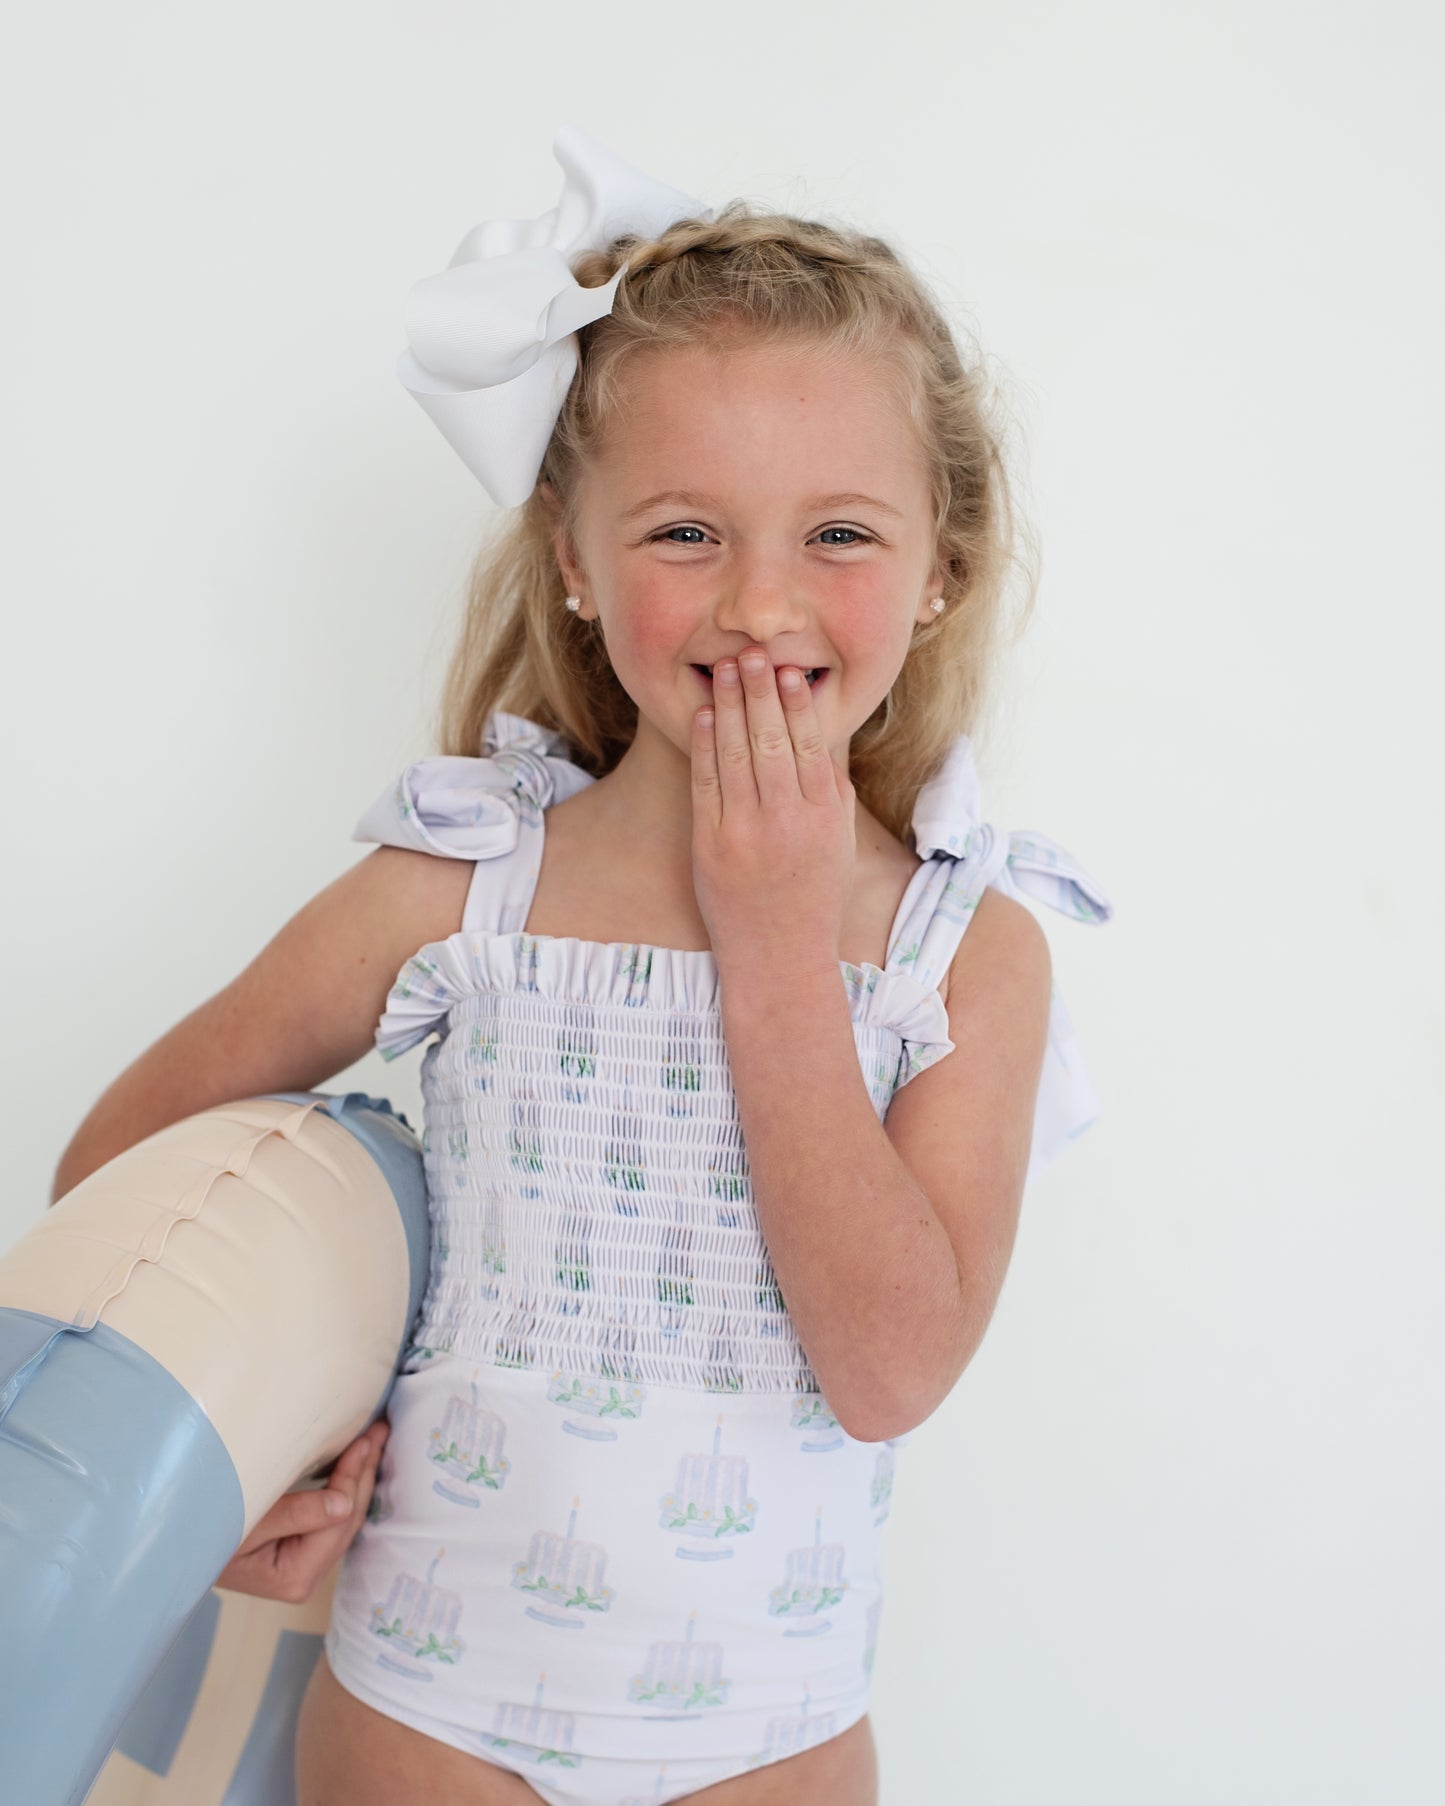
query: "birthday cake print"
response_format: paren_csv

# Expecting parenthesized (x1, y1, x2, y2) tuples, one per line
(602, 1083, 649, 1209)
(768, 1507, 849, 1635)
(556, 1010, 600, 1105)
(705, 1147, 749, 1208)
(472, 1672, 580, 1769)
(747, 1686, 838, 1768)
(547, 1369, 647, 1440)
(456, 1180, 507, 1303)
(755, 1269, 787, 1340)
(465, 1020, 501, 1094)
(512, 1495, 615, 1627)
(659, 1415, 758, 1557)
(553, 1206, 593, 1311)
(507, 1083, 547, 1199)
(870, 1443, 895, 1525)
(369, 1545, 464, 1678)
(428, 1371, 511, 1505)
(789, 1390, 845, 1453)
(660, 1021, 707, 1119)
(627, 1609, 731, 1714)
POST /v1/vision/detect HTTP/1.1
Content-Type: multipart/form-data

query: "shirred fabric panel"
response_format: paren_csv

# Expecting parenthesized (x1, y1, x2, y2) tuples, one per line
(400, 985, 928, 1392)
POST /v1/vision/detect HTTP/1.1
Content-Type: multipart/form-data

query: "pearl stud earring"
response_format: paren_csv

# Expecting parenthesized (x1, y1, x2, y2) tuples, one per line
(929, 597, 946, 613)
(564, 596, 581, 612)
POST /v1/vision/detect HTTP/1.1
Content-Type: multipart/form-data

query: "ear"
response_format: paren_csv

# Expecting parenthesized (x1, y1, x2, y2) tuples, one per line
(917, 558, 951, 627)
(539, 480, 586, 599)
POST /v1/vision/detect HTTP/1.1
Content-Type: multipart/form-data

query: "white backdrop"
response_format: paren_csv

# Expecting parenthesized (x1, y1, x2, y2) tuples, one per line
(3, 2, 1441, 1801)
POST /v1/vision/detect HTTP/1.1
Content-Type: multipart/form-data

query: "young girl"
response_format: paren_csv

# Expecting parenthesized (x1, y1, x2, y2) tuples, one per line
(55, 127, 1111, 1805)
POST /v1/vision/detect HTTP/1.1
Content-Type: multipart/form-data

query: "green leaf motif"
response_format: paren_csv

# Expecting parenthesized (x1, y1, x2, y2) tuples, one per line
(663, 1500, 753, 1537)
(603, 1160, 646, 1190)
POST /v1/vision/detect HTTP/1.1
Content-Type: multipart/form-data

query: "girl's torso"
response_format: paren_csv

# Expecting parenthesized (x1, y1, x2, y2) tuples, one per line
(321, 711, 1110, 1792)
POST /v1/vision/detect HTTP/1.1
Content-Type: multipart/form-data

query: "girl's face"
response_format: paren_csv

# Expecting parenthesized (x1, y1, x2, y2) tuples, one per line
(553, 338, 948, 773)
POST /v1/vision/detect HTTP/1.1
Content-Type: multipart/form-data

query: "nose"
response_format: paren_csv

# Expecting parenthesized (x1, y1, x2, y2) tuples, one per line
(711, 552, 809, 649)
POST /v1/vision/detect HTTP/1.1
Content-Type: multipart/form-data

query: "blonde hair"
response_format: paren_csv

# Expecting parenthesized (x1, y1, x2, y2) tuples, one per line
(435, 200, 1039, 850)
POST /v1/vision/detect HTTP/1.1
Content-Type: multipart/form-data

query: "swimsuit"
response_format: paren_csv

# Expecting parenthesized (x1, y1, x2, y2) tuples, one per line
(323, 710, 1111, 1805)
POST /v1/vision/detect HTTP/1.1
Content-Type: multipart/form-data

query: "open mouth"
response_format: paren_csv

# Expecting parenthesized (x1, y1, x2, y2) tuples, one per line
(691, 664, 827, 689)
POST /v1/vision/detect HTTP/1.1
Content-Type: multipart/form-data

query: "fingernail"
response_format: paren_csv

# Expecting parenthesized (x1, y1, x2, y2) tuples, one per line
(324, 1489, 350, 1517)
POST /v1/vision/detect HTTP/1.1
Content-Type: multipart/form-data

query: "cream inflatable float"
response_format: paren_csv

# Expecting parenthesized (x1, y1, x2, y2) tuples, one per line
(0, 1089, 430, 1805)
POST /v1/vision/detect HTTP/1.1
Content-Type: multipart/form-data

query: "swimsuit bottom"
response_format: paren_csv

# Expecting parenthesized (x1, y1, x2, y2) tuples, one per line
(325, 1353, 897, 1802)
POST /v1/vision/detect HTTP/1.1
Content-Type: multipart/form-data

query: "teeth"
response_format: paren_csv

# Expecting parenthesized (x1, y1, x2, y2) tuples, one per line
(695, 664, 823, 683)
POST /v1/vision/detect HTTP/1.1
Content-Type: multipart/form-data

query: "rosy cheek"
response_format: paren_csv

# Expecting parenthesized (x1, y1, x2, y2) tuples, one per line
(617, 572, 698, 658)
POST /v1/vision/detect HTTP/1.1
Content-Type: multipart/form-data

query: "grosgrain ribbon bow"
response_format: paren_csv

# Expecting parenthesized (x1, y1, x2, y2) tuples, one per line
(396, 125, 713, 508)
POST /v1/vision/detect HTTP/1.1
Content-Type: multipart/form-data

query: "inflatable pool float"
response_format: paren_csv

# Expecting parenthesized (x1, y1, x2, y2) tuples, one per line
(0, 1090, 430, 1805)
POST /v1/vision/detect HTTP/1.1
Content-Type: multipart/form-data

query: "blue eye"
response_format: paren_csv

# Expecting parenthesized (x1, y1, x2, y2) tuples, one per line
(648, 525, 876, 547)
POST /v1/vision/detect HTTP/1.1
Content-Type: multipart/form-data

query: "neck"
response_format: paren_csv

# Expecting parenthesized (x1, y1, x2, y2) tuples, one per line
(589, 711, 858, 859)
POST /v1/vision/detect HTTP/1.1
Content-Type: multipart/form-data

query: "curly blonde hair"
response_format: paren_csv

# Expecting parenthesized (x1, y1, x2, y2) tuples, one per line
(435, 200, 1039, 850)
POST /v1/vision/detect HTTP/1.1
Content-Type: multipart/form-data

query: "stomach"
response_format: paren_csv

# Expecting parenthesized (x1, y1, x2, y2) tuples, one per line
(323, 1354, 892, 1763)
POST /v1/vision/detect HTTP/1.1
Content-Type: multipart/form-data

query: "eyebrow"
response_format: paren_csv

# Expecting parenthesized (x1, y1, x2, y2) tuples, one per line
(620, 489, 905, 523)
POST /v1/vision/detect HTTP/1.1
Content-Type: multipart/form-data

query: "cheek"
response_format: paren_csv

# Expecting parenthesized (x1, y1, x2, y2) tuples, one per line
(822, 580, 895, 648)
(609, 571, 697, 664)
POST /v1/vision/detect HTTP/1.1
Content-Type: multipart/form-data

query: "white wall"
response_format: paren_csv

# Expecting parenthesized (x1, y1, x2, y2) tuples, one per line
(3, 2, 1440, 1800)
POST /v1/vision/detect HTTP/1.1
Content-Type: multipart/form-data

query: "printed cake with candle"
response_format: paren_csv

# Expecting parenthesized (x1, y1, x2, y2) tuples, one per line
(512, 1496, 615, 1624)
(659, 1416, 758, 1556)
(627, 1610, 731, 1713)
(747, 1687, 838, 1767)
(473, 1673, 580, 1769)
(547, 1369, 647, 1440)
(768, 1508, 849, 1632)
(429, 1376, 511, 1503)
(369, 1547, 465, 1677)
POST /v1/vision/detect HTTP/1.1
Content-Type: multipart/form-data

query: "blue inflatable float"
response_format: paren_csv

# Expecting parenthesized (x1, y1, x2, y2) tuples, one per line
(0, 1091, 429, 1805)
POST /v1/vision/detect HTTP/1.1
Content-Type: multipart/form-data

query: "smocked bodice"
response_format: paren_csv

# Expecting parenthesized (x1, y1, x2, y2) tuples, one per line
(350, 711, 1112, 1394)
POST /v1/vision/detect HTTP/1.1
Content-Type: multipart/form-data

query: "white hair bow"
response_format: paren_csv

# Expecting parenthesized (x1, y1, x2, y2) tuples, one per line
(396, 125, 713, 508)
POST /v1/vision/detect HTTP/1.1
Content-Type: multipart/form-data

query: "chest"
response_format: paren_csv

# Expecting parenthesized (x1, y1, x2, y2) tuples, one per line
(520, 807, 944, 999)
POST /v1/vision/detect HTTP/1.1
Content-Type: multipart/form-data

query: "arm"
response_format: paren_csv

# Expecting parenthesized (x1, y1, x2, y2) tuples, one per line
(44, 842, 467, 1599)
(719, 886, 1052, 1443)
(49, 844, 472, 1201)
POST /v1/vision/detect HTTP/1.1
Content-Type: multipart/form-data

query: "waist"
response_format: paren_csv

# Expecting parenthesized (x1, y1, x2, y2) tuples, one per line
(333, 1354, 897, 1754)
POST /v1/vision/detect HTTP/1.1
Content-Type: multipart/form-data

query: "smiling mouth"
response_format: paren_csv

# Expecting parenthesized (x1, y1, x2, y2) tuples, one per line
(691, 664, 827, 688)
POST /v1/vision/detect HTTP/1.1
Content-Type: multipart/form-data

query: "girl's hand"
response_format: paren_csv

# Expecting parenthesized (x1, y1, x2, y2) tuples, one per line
(213, 1419, 389, 1606)
(691, 648, 856, 972)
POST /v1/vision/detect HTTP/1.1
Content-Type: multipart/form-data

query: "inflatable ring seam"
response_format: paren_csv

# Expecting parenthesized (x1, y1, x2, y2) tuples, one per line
(70, 1098, 329, 1333)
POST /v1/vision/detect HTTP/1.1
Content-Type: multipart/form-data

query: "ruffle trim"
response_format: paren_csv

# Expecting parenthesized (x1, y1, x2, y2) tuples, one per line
(374, 928, 956, 1077)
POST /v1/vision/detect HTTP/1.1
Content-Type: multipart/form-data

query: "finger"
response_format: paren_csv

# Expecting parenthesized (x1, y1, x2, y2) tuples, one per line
(691, 700, 721, 830)
(776, 664, 835, 804)
(709, 657, 759, 810)
(737, 651, 802, 805)
(233, 1487, 347, 1558)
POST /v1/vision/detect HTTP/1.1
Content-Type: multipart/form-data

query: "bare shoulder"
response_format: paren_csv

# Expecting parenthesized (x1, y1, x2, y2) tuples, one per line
(50, 846, 477, 1197)
(945, 886, 1052, 1004)
(885, 885, 1052, 1197)
(204, 841, 477, 1085)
